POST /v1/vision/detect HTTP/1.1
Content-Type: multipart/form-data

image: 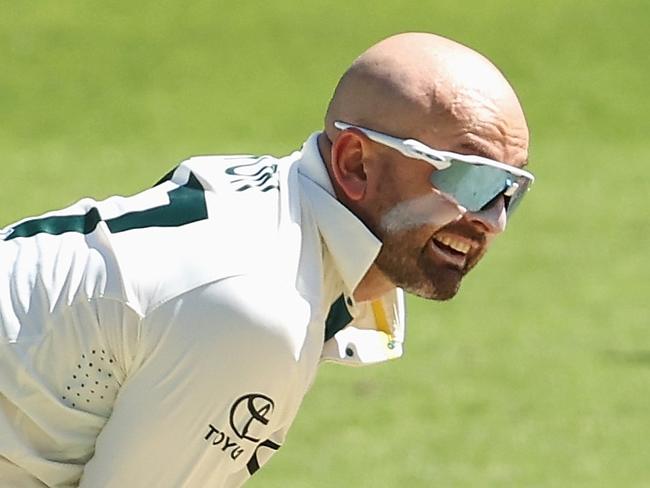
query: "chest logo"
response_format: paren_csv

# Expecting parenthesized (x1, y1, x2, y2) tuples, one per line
(229, 393, 275, 443)
(226, 159, 279, 192)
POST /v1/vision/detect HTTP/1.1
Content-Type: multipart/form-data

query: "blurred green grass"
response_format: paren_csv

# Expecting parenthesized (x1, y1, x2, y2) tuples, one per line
(1, 0, 648, 486)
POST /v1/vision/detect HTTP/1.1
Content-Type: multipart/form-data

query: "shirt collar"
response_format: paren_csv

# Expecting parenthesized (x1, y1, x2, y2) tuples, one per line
(297, 132, 382, 294)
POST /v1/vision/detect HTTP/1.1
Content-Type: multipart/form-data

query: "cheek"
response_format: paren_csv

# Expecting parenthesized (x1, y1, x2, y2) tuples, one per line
(378, 189, 464, 235)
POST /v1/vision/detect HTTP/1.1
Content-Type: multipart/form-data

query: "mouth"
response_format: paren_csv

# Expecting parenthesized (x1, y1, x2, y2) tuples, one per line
(428, 233, 476, 269)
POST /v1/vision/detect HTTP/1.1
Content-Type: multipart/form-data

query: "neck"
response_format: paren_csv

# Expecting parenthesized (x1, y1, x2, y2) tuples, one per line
(353, 264, 396, 302)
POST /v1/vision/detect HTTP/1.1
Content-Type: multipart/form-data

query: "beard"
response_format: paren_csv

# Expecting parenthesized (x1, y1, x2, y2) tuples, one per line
(373, 221, 487, 300)
(374, 229, 461, 300)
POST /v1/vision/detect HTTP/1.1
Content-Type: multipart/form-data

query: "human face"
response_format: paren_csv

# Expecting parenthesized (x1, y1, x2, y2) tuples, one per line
(339, 121, 529, 300)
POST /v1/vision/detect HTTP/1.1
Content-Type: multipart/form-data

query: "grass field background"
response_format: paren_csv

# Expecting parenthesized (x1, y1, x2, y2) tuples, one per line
(1, 1, 648, 486)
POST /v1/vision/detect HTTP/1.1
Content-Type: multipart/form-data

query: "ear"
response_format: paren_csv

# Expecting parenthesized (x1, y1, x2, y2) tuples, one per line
(329, 130, 369, 202)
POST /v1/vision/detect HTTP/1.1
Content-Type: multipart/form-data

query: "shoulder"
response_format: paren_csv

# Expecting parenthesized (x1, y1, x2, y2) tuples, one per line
(170, 154, 284, 193)
(117, 152, 305, 316)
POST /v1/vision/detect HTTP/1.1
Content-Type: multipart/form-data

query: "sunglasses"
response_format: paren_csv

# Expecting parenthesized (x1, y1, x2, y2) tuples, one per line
(334, 121, 534, 214)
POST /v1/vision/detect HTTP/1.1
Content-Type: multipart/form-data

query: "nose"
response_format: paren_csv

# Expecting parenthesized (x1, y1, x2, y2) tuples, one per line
(464, 196, 507, 234)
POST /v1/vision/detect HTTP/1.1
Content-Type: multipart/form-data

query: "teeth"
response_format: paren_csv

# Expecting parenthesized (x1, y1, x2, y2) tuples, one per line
(435, 234, 471, 254)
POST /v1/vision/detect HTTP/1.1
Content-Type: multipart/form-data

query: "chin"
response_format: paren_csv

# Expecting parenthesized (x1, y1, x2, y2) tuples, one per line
(403, 275, 462, 301)
(429, 284, 461, 301)
(430, 287, 460, 301)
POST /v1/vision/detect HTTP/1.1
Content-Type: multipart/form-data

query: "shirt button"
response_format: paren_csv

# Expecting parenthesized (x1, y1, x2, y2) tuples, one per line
(345, 347, 354, 357)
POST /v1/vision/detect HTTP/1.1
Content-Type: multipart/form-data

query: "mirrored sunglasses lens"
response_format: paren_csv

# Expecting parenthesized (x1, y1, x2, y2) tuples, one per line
(430, 162, 508, 212)
(504, 177, 531, 215)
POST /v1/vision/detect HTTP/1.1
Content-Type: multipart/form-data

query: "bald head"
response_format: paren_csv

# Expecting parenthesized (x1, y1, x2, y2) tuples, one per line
(324, 32, 528, 167)
(319, 33, 532, 302)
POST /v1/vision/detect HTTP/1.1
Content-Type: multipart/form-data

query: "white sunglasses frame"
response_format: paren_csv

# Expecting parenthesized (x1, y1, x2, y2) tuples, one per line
(333, 121, 534, 184)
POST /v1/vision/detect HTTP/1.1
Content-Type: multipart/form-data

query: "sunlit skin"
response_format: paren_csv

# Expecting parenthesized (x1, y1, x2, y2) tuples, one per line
(317, 32, 530, 301)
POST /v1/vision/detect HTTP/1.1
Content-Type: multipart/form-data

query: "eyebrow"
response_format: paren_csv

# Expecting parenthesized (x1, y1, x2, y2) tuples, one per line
(456, 141, 529, 167)
(456, 141, 497, 160)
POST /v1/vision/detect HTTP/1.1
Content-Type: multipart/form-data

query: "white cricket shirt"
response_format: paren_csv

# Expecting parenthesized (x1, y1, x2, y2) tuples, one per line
(0, 133, 405, 487)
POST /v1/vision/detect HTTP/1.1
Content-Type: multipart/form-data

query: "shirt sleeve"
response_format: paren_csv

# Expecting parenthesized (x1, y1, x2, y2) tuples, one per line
(78, 276, 317, 487)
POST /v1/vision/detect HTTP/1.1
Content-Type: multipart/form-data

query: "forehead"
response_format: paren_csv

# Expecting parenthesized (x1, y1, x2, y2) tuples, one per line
(417, 108, 530, 169)
(386, 77, 530, 168)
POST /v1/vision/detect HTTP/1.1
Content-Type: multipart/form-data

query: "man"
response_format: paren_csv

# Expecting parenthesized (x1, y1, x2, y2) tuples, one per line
(0, 32, 532, 487)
